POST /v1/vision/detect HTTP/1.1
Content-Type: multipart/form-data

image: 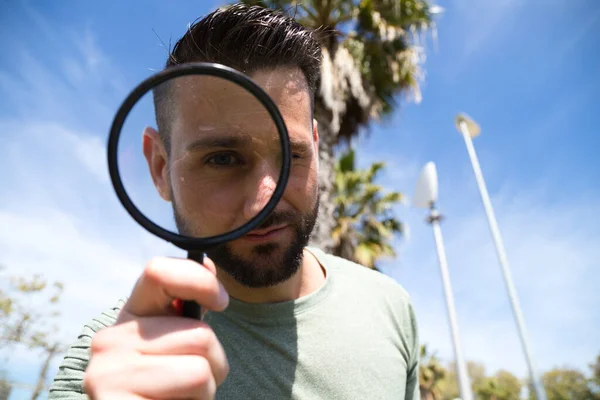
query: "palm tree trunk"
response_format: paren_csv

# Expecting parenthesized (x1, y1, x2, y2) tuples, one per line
(308, 110, 336, 253)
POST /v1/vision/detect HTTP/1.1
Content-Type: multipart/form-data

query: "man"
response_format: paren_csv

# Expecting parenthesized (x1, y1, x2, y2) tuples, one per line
(49, 3, 420, 399)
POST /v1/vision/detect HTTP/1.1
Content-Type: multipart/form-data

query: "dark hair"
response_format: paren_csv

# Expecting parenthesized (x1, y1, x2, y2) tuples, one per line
(153, 3, 322, 154)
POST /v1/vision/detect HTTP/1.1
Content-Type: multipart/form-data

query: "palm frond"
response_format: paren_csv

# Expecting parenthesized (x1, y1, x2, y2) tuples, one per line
(239, 0, 436, 143)
(332, 147, 405, 270)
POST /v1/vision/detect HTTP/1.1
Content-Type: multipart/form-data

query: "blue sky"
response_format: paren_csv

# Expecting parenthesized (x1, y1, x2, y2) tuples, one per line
(1, 0, 599, 398)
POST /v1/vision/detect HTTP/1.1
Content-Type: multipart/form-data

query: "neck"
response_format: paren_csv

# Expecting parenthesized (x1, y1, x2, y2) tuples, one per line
(216, 248, 325, 304)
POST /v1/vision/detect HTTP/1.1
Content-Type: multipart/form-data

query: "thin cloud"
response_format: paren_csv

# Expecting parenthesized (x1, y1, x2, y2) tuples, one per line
(2, 119, 109, 185)
(454, 0, 520, 58)
(442, 0, 522, 81)
(1, 8, 125, 126)
(64, 26, 127, 94)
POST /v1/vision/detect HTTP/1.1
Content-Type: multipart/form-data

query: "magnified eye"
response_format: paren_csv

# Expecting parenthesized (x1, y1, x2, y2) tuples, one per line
(206, 152, 242, 166)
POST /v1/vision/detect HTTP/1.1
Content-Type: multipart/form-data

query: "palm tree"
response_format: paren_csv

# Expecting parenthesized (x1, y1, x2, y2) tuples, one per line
(331, 148, 403, 269)
(419, 345, 447, 400)
(239, 0, 436, 251)
(474, 371, 522, 400)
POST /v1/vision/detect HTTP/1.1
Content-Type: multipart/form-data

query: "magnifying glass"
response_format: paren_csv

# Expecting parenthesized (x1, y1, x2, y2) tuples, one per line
(107, 62, 291, 319)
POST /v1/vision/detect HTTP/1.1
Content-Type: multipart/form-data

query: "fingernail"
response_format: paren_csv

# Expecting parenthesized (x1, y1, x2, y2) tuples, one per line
(219, 284, 230, 308)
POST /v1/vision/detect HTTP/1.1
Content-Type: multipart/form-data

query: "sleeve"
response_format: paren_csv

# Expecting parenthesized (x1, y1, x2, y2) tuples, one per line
(405, 301, 421, 400)
(48, 298, 126, 399)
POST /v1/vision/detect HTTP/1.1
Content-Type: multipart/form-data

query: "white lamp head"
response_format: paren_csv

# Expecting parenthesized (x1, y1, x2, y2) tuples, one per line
(455, 113, 481, 138)
(413, 162, 438, 209)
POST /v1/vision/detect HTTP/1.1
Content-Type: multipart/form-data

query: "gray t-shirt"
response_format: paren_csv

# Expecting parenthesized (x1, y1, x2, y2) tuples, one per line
(49, 247, 420, 399)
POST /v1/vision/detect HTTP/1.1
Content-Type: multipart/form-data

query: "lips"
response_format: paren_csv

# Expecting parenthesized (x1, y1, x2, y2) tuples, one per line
(247, 224, 288, 237)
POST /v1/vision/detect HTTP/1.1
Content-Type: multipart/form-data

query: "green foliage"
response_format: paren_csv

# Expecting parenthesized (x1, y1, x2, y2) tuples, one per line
(437, 364, 459, 399)
(0, 266, 66, 399)
(331, 147, 404, 269)
(438, 361, 487, 400)
(590, 354, 600, 395)
(419, 345, 446, 400)
(495, 370, 522, 399)
(474, 370, 521, 400)
(416, 346, 600, 400)
(529, 368, 595, 400)
(0, 266, 64, 351)
(238, 0, 435, 142)
(353, 0, 431, 114)
(0, 367, 11, 398)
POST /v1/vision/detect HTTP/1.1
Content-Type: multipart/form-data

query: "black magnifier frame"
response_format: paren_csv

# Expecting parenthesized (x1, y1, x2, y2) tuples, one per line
(107, 62, 291, 318)
(107, 62, 291, 250)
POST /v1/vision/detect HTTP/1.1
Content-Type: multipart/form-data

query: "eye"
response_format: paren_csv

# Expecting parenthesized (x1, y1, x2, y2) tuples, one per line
(206, 153, 242, 166)
(292, 152, 308, 160)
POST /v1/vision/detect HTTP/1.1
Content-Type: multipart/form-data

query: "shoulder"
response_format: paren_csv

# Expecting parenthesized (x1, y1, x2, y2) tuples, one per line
(307, 246, 412, 306)
(307, 247, 420, 360)
(48, 298, 126, 398)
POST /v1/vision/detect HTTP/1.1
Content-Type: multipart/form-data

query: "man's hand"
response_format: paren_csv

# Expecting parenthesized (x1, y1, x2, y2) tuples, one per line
(84, 256, 230, 399)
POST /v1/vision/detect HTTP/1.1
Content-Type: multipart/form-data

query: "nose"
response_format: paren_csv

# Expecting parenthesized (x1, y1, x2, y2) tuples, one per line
(243, 161, 279, 221)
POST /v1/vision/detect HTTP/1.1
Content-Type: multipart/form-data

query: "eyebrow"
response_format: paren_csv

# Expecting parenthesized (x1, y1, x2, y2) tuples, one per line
(186, 135, 313, 154)
(186, 135, 253, 152)
(290, 140, 312, 154)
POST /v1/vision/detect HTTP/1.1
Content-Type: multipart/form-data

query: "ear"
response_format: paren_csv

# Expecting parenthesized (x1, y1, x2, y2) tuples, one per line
(142, 126, 172, 202)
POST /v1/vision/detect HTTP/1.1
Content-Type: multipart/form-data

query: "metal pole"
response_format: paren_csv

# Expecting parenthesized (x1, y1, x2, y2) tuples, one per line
(458, 121, 547, 400)
(428, 206, 473, 400)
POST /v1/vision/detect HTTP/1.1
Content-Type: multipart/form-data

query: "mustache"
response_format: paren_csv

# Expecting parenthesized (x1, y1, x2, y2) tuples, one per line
(255, 210, 298, 230)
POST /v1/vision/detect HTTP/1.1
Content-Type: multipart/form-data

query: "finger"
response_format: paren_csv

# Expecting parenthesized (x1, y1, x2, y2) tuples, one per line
(92, 318, 229, 386)
(123, 257, 229, 318)
(202, 255, 217, 276)
(133, 355, 217, 400)
(86, 354, 217, 400)
(86, 392, 147, 400)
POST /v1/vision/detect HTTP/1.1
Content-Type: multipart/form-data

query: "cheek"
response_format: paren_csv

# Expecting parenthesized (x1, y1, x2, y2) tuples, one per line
(174, 178, 238, 210)
(284, 161, 318, 209)
(169, 166, 245, 234)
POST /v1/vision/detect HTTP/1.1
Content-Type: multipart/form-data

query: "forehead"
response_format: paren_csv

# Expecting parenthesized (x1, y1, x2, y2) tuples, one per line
(249, 67, 312, 128)
(167, 68, 312, 144)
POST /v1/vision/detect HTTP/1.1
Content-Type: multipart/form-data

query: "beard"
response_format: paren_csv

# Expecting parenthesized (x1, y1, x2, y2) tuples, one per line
(172, 193, 319, 288)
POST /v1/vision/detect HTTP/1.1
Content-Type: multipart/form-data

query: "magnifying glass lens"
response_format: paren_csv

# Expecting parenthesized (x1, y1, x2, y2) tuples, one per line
(117, 73, 283, 240)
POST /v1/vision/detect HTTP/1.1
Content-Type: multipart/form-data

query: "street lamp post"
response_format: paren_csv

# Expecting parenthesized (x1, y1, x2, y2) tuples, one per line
(414, 162, 473, 400)
(455, 114, 547, 400)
